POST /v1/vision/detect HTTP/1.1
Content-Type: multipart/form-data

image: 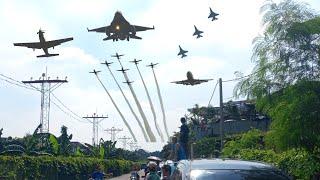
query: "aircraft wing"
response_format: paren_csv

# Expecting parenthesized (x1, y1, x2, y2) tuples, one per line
(194, 79, 213, 84)
(178, 50, 188, 56)
(133, 25, 154, 32)
(44, 37, 73, 48)
(87, 26, 111, 33)
(171, 80, 191, 85)
(13, 42, 43, 49)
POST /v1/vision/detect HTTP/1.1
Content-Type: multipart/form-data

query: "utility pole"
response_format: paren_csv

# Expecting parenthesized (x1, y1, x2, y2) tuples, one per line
(118, 136, 131, 150)
(83, 113, 108, 146)
(105, 127, 123, 142)
(22, 70, 67, 133)
(219, 78, 224, 153)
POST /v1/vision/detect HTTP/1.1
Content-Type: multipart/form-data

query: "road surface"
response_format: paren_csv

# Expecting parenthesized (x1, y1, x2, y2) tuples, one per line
(109, 170, 143, 180)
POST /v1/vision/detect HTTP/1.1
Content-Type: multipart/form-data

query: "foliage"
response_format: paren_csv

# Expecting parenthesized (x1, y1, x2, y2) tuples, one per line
(234, 0, 319, 99)
(58, 126, 72, 156)
(257, 81, 320, 151)
(193, 137, 219, 158)
(222, 129, 264, 157)
(222, 130, 320, 179)
(0, 155, 133, 179)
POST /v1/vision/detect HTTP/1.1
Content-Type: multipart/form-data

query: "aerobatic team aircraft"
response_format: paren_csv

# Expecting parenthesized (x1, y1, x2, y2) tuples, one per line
(13, 29, 73, 58)
(193, 25, 203, 38)
(171, 71, 213, 86)
(178, 45, 188, 58)
(87, 11, 154, 41)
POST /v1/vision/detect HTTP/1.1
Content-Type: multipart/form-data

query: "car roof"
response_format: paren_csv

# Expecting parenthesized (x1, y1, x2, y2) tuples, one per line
(179, 159, 274, 170)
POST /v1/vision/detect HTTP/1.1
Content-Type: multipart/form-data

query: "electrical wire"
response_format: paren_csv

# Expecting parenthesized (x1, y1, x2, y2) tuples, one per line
(208, 80, 219, 106)
(51, 93, 87, 122)
(51, 99, 89, 123)
(0, 76, 39, 91)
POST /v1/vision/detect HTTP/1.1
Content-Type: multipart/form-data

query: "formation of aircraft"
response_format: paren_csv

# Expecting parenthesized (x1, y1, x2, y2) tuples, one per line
(87, 11, 155, 41)
(177, 6, 219, 58)
(178, 45, 188, 58)
(193, 25, 203, 38)
(208, 7, 219, 21)
(171, 71, 213, 86)
(13, 29, 73, 58)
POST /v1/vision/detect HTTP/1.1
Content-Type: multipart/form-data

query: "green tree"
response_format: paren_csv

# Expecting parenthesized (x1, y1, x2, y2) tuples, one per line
(58, 126, 72, 155)
(222, 129, 264, 157)
(257, 81, 320, 151)
(234, 0, 319, 99)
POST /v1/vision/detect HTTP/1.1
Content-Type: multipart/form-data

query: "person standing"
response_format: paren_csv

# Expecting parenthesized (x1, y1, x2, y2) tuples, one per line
(168, 136, 186, 161)
(179, 117, 189, 158)
(146, 162, 160, 180)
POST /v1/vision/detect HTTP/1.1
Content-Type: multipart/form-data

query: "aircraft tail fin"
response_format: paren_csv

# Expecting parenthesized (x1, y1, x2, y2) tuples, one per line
(37, 54, 59, 58)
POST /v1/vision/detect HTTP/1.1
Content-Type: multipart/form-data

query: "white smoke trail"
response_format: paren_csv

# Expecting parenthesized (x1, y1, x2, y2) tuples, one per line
(123, 72, 157, 142)
(151, 67, 170, 139)
(105, 65, 150, 142)
(135, 64, 165, 142)
(93, 73, 137, 142)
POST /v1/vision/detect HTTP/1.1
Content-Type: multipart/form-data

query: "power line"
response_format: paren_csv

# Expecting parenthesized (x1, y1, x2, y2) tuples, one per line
(0, 76, 38, 91)
(208, 80, 219, 106)
(51, 99, 89, 123)
(51, 93, 85, 121)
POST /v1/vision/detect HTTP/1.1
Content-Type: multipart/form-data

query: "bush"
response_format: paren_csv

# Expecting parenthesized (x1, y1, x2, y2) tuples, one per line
(0, 155, 133, 179)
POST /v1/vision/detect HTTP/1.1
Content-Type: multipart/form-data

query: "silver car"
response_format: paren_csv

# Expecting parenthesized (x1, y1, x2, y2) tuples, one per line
(171, 159, 291, 180)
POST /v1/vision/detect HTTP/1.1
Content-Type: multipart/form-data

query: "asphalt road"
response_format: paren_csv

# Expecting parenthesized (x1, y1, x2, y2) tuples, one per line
(109, 170, 143, 180)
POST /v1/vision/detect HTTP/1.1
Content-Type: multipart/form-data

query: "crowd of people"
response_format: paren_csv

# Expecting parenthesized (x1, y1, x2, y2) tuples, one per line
(131, 117, 189, 180)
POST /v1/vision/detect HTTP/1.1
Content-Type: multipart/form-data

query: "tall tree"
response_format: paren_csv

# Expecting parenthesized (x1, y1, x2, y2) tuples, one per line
(58, 126, 72, 155)
(234, 0, 319, 99)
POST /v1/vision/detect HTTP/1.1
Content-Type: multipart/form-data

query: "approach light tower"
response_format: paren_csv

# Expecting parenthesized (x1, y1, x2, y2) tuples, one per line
(83, 113, 108, 146)
(105, 127, 123, 142)
(22, 71, 67, 133)
(118, 136, 131, 150)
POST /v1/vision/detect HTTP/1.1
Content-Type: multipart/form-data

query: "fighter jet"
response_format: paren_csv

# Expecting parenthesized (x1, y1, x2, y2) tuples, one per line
(129, 59, 142, 65)
(87, 11, 154, 41)
(101, 60, 113, 67)
(171, 71, 213, 86)
(178, 45, 188, 58)
(89, 69, 101, 75)
(193, 25, 203, 38)
(111, 53, 124, 60)
(123, 80, 134, 85)
(208, 7, 219, 21)
(146, 62, 158, 68)
(13, 29, 73, 58)
(117, 67, 129, 73)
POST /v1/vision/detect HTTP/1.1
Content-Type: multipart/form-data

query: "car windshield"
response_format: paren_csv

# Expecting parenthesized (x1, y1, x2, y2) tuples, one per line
(190, 169, 290, 180)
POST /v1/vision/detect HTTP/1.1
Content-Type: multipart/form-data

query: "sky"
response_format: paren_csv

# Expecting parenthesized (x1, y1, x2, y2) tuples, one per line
(0, 0, 319, 152)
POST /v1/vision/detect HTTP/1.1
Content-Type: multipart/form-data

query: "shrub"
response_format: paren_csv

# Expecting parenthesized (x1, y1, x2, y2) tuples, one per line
(0, 155, 133, 179)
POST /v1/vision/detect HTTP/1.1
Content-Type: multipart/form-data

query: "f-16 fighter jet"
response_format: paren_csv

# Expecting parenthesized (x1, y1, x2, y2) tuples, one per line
(178, 45, 188, 58)
(87, 11, 154, 41)
(13, 29, 73, 58)
(208, 7, 219, 21)
(171, 71, 213, 86)
(193, 25, 203, 38)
